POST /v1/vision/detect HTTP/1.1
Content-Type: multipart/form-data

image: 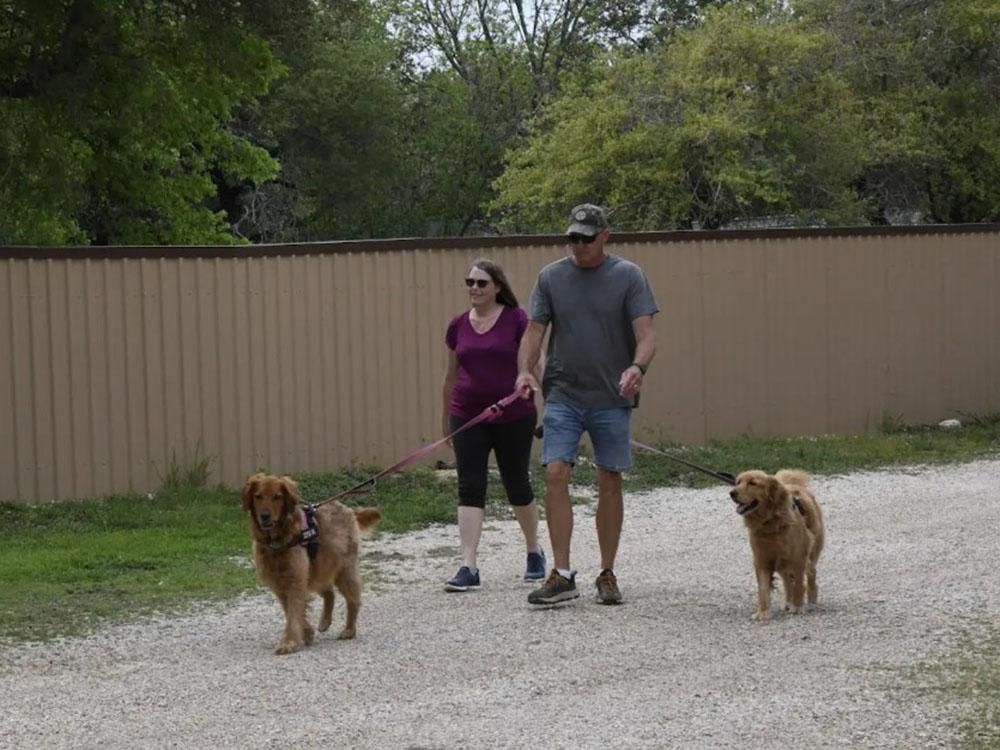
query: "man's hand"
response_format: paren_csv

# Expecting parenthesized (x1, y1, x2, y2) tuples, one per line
(618, 365, 643, 398)
(515, 372, 539, 399)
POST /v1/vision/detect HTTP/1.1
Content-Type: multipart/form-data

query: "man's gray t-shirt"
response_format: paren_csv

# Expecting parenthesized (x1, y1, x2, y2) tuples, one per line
(529, 254, 659, 409)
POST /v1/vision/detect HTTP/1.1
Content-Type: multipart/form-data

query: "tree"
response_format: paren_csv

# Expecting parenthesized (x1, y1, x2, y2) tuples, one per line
(0, 0, 282, 245)
(376, 0, 616, 233)
(388, 67, 526, 236)
(795, 0, 1000, 223)
(214, 1, 415, 241)
(598, 0, 738, 50)
(493, 4, 868, 231)
(260, 19, 409, 240)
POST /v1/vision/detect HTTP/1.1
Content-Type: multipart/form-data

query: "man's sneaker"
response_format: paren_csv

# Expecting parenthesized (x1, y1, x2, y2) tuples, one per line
(524, 549, 547, 581)
(444, 566, 481, 592)
(527, 570, 579, 605)
(595, 569, 623, 605)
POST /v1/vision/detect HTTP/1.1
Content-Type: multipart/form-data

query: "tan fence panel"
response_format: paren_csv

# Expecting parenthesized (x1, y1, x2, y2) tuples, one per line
(826, 235, 888, 432)
(2, 226, 998, 503)
(941, 233, 996, 416)
(0, 261, 17, 495)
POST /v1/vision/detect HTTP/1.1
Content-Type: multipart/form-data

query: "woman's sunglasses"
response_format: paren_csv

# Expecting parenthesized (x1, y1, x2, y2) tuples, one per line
(465, 278, 491, 288)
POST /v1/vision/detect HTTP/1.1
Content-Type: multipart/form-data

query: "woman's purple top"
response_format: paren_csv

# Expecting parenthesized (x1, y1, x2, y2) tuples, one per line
(446, 305, 535, 423)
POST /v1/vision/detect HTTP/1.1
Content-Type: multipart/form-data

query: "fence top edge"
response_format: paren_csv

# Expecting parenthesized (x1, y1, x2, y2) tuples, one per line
(3, 223, 999, 260)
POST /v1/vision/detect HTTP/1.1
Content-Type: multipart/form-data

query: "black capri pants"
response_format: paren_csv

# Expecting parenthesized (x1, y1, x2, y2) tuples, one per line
(449, 413, 536, 509)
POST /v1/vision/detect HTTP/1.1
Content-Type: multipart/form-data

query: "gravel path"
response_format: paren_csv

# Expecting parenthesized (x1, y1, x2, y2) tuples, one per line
(3, 460, 999, 749)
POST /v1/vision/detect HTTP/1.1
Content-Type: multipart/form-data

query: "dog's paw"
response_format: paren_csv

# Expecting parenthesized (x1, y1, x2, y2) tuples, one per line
(303, 625, 315, 645)
(751, 611, 770, 622)
(336, 627, 356, 640)
(318, 615, 332, 633)
(274, 639, 303, 655)
(786, 604, 803, 615)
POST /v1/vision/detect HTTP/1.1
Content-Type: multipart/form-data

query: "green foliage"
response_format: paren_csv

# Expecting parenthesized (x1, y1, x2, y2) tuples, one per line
(879, 412, 908, 435)
(494, 4, 869, 230)
(399, 70, 494, 235)
(375, 0, 609, 235)
(494, 0, 1000, 230)
(395, 58, 538, 236)
(4, 0, 1000, 243)
(238, 4, 410, 240)
(0, 486, 255, 641)
(0, 0, 282, 245)
(155, 441, 215, 493)
(795, 0, 1000, 223)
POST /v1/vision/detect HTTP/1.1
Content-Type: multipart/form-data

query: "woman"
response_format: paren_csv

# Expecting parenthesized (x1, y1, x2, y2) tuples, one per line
(441, 258, 545, 591)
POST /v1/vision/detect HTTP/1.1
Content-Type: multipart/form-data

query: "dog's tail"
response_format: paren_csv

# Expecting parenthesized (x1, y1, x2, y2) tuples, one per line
(775, 469, 810, 488)
(354, 507, 382, 535)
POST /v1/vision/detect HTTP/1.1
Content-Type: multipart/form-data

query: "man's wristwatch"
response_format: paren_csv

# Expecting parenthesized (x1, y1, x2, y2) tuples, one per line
(632, 361, 647, 375)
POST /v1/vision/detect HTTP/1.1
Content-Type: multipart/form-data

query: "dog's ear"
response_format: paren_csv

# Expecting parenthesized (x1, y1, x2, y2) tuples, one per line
(279, 475, 301, 513)
(241, 473, 264, 511)
(766, 476, 785, 506)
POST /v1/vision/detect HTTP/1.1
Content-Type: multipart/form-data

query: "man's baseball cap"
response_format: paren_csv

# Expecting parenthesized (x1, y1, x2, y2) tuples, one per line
(566, 204, 608, 238)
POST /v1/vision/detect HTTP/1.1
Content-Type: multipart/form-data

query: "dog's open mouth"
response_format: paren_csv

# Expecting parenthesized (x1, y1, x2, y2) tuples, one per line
(257, 515, 274, 529)
(735, 500, 759, 516)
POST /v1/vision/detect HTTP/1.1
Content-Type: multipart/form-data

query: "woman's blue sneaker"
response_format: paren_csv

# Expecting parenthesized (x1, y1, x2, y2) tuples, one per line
(444, 566, 481, 592)
(524, 549, 547, 581)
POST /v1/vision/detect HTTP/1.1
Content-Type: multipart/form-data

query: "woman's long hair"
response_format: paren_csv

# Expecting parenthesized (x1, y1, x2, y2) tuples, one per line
(471, 258, 519, 307)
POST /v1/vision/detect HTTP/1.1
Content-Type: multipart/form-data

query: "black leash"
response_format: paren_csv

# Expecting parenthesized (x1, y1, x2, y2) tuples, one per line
(630, 440, 737, 486)
(534, 425, 736, 486)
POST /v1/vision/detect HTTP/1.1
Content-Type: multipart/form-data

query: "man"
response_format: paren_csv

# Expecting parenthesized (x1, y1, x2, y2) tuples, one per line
(515, 203, 658, 605)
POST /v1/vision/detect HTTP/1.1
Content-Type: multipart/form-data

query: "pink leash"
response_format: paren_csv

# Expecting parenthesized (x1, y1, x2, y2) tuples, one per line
(313, 390, 527, 508)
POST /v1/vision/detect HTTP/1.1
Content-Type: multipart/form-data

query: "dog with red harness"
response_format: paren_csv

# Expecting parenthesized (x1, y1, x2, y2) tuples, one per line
(241, 473, 381, 654)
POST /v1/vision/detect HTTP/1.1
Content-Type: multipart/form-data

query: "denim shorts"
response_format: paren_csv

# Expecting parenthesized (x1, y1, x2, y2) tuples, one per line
(541, 400, 632, 472)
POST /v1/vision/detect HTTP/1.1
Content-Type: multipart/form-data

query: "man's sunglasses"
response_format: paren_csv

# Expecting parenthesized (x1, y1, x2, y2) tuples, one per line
(465, 278, 491, 288)
(568, 233, 597, 245)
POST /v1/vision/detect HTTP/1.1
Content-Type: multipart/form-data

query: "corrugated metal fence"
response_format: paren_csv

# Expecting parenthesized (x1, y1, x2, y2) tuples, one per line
(3, 225, 998, 503)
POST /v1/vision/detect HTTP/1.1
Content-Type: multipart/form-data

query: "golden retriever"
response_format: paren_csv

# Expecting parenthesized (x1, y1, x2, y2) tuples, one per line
(241, 473, 381, 654)
(729, 469, 825, 621)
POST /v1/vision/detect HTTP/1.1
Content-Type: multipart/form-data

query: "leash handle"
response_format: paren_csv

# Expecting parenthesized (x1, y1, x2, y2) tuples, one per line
(486, 391, 524, 422)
